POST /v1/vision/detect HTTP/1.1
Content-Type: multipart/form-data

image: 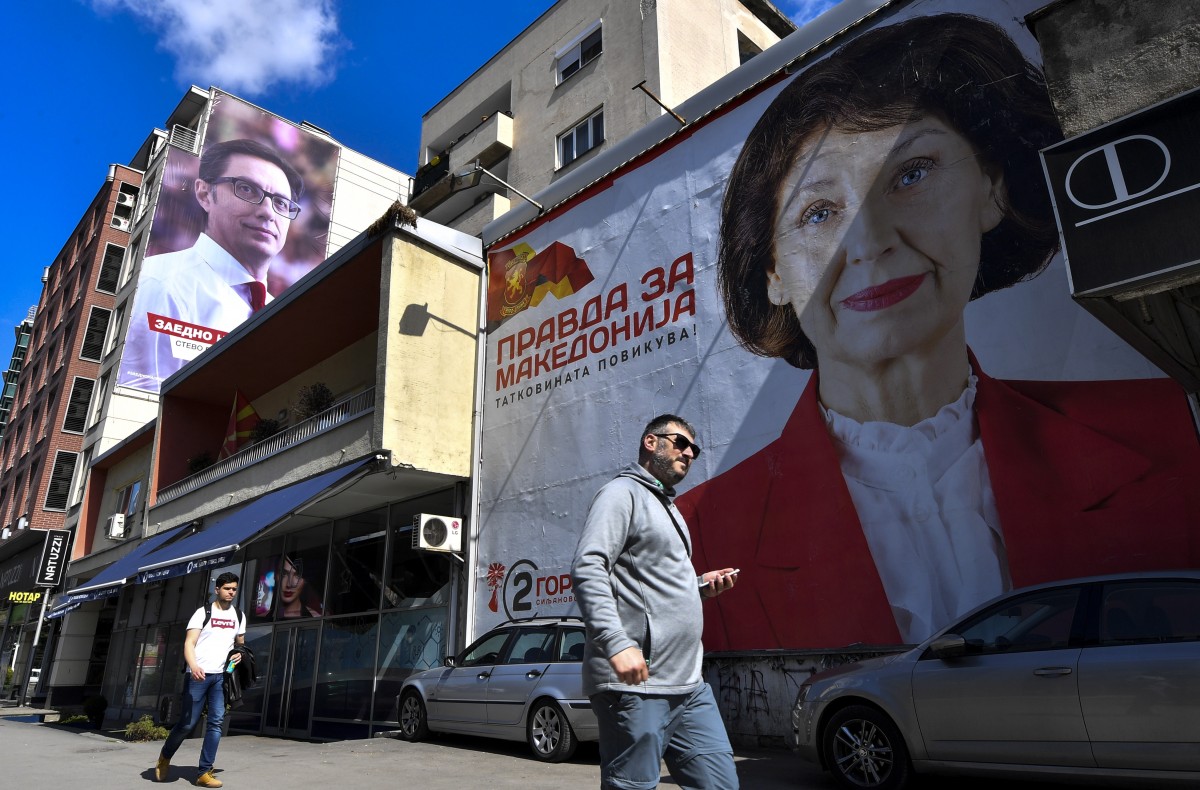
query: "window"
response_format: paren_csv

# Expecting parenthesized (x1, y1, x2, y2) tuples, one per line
(1100, 580, 1200, 645)
(44, 450, 79, 510)
(89, 374, 109, 428)
(80, 307, 113, 362)
(62, 376, 97, 433)
(96, 244, 124, 294)
(558, 109, 604, 168)
(556, 22, 602, 83)
(737, 31, 763, 65)
(106, 305, 126, 355)
(950, 587, 1082, 656)
(116, 479, 143, 519)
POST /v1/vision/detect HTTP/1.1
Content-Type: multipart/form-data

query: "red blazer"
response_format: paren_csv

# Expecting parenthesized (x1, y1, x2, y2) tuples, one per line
(676, 366, 1200, 650)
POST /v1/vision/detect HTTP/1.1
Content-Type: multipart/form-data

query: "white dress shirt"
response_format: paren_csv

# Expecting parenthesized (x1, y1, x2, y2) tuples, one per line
(117, 233, 273, 392)
(822, 373, 1011, 643)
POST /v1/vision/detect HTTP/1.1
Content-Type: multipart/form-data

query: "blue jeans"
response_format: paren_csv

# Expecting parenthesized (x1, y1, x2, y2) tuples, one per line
(161, 673, 225, 772)
(590, 683, 738, 790)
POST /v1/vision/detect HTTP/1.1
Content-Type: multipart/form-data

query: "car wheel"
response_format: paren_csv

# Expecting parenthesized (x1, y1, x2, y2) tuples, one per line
(398, 689, 430, 741)
(526, 699, 576, 762)
(822, 705, 911, 790)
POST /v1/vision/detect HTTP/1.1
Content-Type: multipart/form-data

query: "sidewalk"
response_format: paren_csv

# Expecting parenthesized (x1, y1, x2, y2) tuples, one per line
(0, 714, 827, 790)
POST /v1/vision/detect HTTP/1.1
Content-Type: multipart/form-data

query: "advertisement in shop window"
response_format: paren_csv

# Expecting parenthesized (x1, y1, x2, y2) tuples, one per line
(475, 0, 1200, 651)
(118, 91, 342, 393)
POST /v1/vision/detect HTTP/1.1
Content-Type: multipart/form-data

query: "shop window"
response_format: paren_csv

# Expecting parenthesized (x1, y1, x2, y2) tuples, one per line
(556, 21, 602, 83)
(326, 509, 388, 616)
(385, 506, 454, 608)
(313, 614, 380, 720)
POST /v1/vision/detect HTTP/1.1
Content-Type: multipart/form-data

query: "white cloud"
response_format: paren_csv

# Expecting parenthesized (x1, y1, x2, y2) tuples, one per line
(92, 0, 341, 96)
(781, 0, 843, 26)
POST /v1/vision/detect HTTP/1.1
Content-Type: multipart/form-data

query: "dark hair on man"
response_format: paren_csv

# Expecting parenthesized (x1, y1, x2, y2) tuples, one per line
(214, 572, 240, 588)
(642, 414, 697, 444)
(719, 13, 1063, 369)
(198, 138, 304, 199)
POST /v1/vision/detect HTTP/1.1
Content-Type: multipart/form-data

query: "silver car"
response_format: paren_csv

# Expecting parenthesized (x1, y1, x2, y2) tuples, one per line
(792, 571, 1200, 789)
(397, 617, 597, 761)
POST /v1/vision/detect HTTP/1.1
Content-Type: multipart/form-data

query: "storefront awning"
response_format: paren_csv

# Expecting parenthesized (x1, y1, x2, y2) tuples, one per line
(63, 522, 193, 600)
(134, 457, 378, 584)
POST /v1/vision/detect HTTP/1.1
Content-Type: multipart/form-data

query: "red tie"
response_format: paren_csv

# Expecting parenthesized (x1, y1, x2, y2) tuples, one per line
(247, 281, 267, 313)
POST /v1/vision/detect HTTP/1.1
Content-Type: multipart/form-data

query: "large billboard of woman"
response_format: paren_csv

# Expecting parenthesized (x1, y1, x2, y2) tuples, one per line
(476, 0, 1200, 651)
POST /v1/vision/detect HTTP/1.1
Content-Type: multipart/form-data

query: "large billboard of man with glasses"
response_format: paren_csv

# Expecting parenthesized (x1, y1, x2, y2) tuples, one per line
(118, 92, 340, 392)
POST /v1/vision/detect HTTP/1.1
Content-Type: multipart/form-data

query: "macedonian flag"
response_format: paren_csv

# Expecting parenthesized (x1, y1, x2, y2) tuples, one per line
(487, 241, 594, 331)
(219, 391, 260, 459)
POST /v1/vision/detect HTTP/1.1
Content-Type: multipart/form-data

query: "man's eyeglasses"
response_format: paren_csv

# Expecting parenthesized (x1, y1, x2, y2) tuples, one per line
(653, 433, 702, 458)
(208, 177, 302, 219)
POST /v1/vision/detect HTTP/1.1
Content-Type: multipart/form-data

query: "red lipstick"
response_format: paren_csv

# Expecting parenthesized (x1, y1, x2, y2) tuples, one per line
(840, 274, 927, 312)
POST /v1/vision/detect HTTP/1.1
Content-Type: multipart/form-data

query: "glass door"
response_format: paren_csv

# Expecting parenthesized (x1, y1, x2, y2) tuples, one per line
(263, 622, 319, 738)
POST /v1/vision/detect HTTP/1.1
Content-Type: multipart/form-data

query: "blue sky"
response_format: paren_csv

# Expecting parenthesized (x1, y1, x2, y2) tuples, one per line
(0, 0, 839, 332)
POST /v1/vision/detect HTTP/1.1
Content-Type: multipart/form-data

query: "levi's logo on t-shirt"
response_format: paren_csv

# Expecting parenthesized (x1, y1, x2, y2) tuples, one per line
(210, 616, 237, 630)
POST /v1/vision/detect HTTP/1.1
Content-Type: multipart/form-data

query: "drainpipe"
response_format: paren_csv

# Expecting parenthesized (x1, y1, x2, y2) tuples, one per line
(462, 250, 489, 647)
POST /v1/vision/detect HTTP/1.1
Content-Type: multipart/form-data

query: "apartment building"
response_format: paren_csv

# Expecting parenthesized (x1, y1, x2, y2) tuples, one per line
(0, 308, 37, 444)
(409, 0, 794, 235)
(0, 164, 143, 701)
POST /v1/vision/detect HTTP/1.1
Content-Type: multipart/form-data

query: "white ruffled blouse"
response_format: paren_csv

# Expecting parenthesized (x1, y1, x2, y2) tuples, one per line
(822, 373, 1011, 643)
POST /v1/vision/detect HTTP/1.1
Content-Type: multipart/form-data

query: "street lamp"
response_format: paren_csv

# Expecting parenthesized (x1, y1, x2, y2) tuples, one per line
(452, 160, 544, 214)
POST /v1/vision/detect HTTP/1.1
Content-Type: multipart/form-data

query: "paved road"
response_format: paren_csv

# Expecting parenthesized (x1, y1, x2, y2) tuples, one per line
(0, 714, 1099, 790)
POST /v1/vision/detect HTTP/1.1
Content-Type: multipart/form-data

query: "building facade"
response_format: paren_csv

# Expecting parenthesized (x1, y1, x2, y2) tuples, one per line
(409, 0, 794, 236)
(0, 166, 145, 702)
(49, 209, 484, 739)
(0, 308, 37, 445)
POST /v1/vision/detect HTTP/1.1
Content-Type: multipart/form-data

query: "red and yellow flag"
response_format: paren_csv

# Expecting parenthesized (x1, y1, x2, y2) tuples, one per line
(487, 241, 594, 330)
(219, 391, 260, 459)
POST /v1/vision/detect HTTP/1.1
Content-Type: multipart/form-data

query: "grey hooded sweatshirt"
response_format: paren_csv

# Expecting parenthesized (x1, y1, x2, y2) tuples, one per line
(572, 463, 705, 696)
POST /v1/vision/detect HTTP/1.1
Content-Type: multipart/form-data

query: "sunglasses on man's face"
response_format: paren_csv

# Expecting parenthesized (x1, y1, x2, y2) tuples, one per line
(653, 432, 702, 458)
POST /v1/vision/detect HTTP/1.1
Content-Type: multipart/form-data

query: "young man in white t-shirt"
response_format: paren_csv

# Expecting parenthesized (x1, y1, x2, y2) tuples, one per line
(156, 572, 246, 787)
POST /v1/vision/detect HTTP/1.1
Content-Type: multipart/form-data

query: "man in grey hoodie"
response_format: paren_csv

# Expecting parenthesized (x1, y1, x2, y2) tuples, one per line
(572, 414, 738, 789)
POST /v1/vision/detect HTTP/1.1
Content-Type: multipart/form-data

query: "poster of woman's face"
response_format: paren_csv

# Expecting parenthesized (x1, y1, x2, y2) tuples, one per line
(475, 1, 1200, 652)
(271, 551, 326, 619)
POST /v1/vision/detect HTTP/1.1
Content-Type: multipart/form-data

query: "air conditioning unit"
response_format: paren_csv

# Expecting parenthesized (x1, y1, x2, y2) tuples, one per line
(111, 216, 131, 231)
(106, 513, 126, 539)
(116, 192, 136, 207)
(412, 513, 462, 552)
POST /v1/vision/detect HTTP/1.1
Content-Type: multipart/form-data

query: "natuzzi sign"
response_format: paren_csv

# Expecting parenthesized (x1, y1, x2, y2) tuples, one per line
(1041, 87, 1200, 297)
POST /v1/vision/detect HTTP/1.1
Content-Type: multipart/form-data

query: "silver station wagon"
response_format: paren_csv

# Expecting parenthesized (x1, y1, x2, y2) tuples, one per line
(792, 572, 1200, 789)
(397, 617, 597, 761)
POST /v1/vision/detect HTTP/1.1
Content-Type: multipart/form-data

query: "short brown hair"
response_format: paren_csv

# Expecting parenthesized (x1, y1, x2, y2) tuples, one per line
(719, 13, 1062, 369)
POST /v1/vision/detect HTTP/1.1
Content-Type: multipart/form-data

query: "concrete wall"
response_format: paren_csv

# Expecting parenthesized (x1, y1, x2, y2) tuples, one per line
(703, 649, 901, 749)
(328, 148, 410, 254)
(377, 234, 481, 477)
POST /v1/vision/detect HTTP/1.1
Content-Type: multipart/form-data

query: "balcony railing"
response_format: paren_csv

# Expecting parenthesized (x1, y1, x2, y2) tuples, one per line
(156, 387, 376, 504)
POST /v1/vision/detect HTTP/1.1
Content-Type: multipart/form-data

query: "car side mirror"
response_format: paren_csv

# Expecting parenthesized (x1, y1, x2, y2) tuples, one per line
(443, 656, 457, 668)
(929, 634, 967, 659)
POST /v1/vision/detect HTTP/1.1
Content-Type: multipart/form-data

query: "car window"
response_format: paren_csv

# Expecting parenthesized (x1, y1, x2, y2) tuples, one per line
(558, 628, 585, 662)
(507, 627, 557, 664)
(956, 587, 1081, 655)
(459, 630, 512, 667)
(1099, 580, 1200, 645)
